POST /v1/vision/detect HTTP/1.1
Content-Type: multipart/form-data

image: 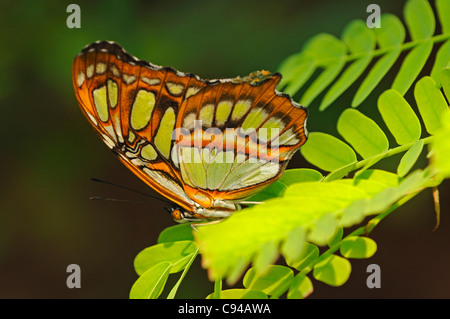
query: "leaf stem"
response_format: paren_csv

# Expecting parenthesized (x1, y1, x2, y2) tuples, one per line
(324, 135, 435, 181)
(167, 249, 199, 299)
(214, 277, 222, 299)
(331, 33, 450, 66)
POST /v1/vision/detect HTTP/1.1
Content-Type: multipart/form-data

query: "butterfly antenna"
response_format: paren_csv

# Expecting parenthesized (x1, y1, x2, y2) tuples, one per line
(89, 196, 148, 204)
(90, 177, 173, 205)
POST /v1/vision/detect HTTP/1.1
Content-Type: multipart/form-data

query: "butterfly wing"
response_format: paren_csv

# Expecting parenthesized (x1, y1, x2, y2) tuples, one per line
(172, 71, 308, 208)
(72, 41, 206, 212)
(73, 41, 308, 216)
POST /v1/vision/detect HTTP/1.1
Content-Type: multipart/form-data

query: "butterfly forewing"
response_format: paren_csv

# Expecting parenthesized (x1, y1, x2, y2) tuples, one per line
(73, 41, 198, 211)
(73, 41, 308, 220)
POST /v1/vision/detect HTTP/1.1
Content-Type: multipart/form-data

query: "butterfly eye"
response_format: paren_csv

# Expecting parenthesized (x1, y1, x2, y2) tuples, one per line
(171, 208, 184, 221)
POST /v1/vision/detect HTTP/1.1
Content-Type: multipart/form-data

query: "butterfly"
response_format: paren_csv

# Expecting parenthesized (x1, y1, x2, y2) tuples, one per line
(72, 41, 308, 223)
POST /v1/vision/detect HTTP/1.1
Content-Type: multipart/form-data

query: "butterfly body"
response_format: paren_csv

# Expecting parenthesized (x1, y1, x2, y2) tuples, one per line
(72, 41, 308, 222)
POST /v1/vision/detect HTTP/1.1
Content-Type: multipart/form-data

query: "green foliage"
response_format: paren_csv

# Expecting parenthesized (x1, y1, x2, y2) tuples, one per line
(279, 0, 448, 108)
(300, 133, 357, 171)
(337, 109, 389, 158)
(129, 0, 450, 299)
(340, 236, 377, 259)
(313, 254, 351, 287)
(134, 241, 197, 275)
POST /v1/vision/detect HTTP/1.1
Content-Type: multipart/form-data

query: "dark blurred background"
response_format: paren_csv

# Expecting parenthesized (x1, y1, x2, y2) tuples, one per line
(1, 0, 449, 299)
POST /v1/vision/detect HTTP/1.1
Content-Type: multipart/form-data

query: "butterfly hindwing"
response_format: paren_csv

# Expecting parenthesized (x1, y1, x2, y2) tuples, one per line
(173, 72, 308, 203)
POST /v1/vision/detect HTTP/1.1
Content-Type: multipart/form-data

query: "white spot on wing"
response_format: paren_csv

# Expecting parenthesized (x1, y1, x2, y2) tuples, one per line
(86, 64, 94, 78)
(185, 86, 201, 99)
(86, 111, 98, 126)
(77, 71, 85, 88)
(110, 64, 120, 77)
(166, 82, 185, 96)
(104, 125, 118, 143)
(101, 134, 115, 149)
(96, 63, 107, 74)
(142, 77, 161, 86)
(123, 74, 136, 85)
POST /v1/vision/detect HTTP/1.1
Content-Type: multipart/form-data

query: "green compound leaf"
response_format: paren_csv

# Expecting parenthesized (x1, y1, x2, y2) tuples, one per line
(129, 261, 172, 299)
(404, 0, 435, 40)
(378, 89, 422, 145)
(313, 254, 351, 287)
(157, 224, 194, 243)
(196, 181, 369, 280)
(340, 236, 377, 259)
(300, 132, 357, 171)
(243, 265, 294, 298)
(391, 40, 433, 95)
(337, 109, 389, 159)
(397, 139, 424, 177)
(134, 240, 197, 275)
(206, 289, 268, 299)
(414, 76, 450, 135)
(287, 274, 314, 299)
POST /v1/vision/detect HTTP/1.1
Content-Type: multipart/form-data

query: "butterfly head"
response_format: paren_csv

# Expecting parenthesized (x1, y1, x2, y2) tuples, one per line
(165, 205, 193, 223)
(165, 205, 212, 223)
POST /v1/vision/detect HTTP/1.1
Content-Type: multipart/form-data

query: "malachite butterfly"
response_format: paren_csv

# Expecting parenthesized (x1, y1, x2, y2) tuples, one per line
(72, 41, 308, 222)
